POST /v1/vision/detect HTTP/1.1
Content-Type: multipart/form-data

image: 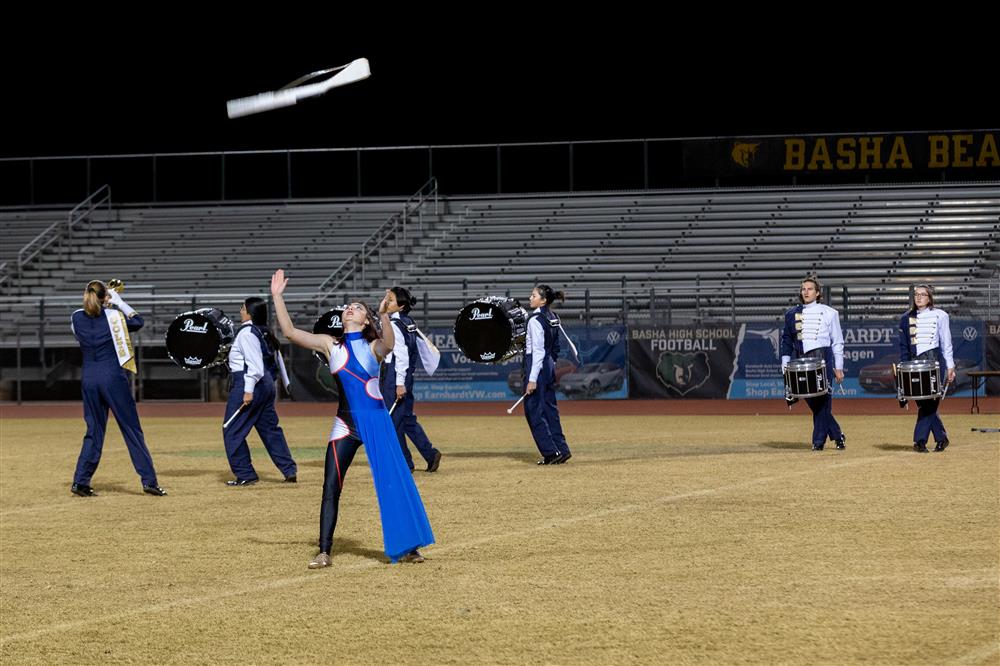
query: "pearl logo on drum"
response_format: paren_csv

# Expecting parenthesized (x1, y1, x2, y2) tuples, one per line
(181, 319, 209, 334)
(327, 315, 342, 329)
(184, 356, 203, 366)
(469, 308, 493, 321)
(480, 351, 496, 360)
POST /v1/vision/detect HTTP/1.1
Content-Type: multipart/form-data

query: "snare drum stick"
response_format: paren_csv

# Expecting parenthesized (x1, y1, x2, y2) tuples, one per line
(223, 404, 245, 429)
(506, 393, 527, 414)
(389, 398, 401, 415)
(939, 380, 951, 403)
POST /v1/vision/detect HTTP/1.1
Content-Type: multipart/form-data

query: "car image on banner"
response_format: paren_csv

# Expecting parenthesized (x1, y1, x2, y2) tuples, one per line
(507, 358, 576, 395)
(560, 362, 625, 397)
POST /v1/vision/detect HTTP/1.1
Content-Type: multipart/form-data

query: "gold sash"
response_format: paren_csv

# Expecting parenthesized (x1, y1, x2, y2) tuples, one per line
(106, 309, 136, 373)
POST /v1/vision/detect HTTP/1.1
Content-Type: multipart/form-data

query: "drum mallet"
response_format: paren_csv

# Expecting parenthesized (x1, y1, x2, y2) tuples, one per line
(223, 404, 246, 429)
(506, 393, 527, 415)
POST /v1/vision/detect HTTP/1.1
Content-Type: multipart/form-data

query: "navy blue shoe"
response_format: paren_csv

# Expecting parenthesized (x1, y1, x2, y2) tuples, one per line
(555, 452, 572, 464)
(537, 453, 562, 465)
(426, 450, 442, 473)
(143, 485, 167, 496)
(913, 442, 929, 453)
(71, 483, 97, 497)
(933, 440, 949, 452)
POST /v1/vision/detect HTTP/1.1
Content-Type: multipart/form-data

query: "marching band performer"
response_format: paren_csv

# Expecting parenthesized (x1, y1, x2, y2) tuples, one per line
(780, 276, 847, 451)
(523, 284, 573, 465)
(70, 280, 166, 497)
(221, 296, 298, 485)
(270, 270, 433, 568)
(379, 287, 442, 473)
(898, 284, 955, 453)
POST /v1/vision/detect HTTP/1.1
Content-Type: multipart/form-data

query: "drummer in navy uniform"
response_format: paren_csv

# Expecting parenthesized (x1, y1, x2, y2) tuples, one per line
(523, 284, 573, 464)
(379, 287, 442, 473)
(222, 297, 298, 485)
(898, 284, 955, 453)
(70, 280, 166, 497)
(780, 276, 847, 451)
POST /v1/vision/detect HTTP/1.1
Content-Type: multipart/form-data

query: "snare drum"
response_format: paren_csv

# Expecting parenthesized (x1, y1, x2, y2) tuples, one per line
(453, 296, 528, 363)
(784, 357, 830, 399)
(165, 308, 236, 370)
(896, 359, 941, 400)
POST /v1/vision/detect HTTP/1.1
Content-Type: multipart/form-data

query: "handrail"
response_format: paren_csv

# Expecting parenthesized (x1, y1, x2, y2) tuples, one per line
(315, 177, 438, 300)
(11, 186, 112, 286)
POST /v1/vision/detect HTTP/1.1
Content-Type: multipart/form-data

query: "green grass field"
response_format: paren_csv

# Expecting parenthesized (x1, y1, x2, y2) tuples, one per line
(1, 414, 998, 665)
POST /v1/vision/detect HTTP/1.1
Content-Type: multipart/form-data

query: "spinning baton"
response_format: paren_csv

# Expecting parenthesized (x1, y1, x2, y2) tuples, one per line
(506, 393, 527, 415)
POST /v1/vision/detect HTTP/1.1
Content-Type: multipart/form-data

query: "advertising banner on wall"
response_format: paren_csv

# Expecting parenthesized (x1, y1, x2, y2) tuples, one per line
(628, 324, 741, 398)
(727, 320, 985, 399)
(409, 325, 629, 402)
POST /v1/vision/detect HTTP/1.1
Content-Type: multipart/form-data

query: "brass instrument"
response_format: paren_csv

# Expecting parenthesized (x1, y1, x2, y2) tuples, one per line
(107, 278, 125, 293)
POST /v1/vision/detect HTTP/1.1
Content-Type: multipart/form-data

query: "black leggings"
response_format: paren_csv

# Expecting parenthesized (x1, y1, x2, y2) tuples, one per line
(319, 435, 363, 554)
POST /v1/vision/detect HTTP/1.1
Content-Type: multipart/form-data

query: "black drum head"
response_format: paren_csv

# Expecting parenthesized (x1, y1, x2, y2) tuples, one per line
(166, 312, 223, 369)
(454, 301, 514, 363)
(313, 307, 346, 339)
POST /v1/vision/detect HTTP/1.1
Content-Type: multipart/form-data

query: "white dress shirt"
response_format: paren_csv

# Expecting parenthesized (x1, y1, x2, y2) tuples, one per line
(525, 308, 546, 382)
(229, 322, 265, 393)
(386, 312, 409, 387)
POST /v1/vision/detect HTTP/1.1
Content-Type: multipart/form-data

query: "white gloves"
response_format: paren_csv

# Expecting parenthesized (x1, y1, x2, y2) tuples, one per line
(108, 290, 136, 317)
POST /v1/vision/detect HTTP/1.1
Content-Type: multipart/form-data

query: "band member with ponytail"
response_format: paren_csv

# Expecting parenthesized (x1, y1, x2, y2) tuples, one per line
(270, 270, 433, 568)
(898, 284, 955, 453)
(380, 286, 442, 473)
(524, 284, 573, 465)
(780, 276, 847, 451)
(222, 296, 298, 485)
(70, 280, 166, 497)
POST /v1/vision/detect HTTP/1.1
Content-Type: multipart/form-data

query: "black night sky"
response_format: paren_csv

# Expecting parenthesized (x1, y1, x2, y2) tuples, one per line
(2, 20, 995, 159)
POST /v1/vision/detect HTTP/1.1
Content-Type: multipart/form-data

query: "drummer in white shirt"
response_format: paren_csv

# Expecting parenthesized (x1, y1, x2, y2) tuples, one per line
(897, 284, 955, 453)
(780, 276, 847, 451)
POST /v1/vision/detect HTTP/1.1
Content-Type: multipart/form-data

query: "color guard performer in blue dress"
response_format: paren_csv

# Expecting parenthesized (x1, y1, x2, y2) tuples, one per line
(70, 280, 166, 497)
(524, 284, 573, 465)
(780, 276, 847, 451)
(380, 287, 442, 473)
(897, 284, 955, 453)
(270, 270, 434, 568)
(222, 297, 298, 485)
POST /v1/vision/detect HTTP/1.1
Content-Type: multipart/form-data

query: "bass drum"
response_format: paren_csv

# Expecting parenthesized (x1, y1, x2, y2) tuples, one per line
(312, 306, 346, 366)
(313, 306, 346, 338)
(453, 296, 527, 363)
(165, 308, 236, 370)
